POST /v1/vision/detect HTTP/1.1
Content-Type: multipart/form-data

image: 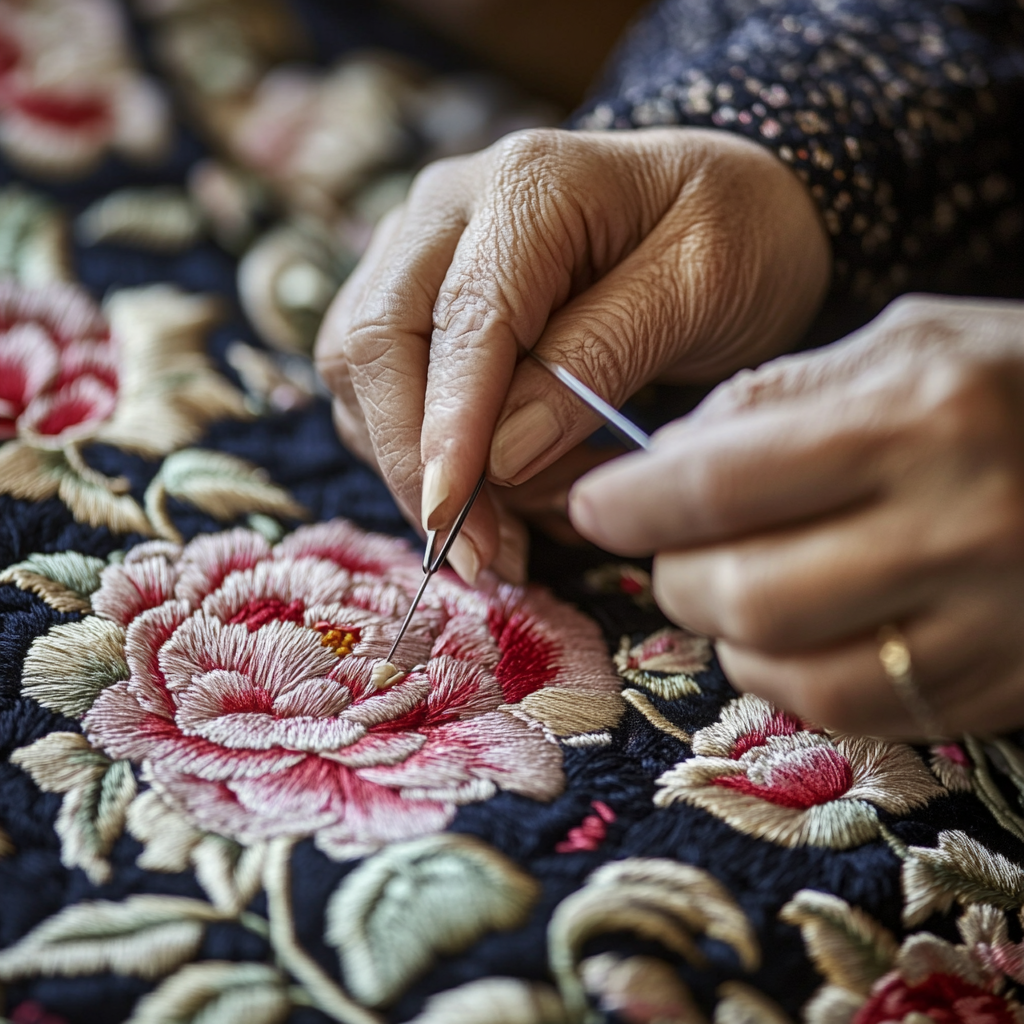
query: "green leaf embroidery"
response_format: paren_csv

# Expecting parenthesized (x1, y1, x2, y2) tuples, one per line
(0, 895, 229, 981)
(778, 890, 896, 997)
(126, 790, 267, 914)
(0, 550, 108, 613)
(325, 833, 540, 1007)
(901, 829, 1024, 926)
(547, 859, 759, 1019)
(127, 961, 291, 1024)
(11, 733, 136, 885)
(22, 618, 129, 718)
(144, 448, 305, 543)
(407, 977, 569, 1024)
(0, 184, 72, 285)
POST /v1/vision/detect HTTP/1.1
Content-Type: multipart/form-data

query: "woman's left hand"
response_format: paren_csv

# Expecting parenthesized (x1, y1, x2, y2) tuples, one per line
(569, 295, 1024, 738)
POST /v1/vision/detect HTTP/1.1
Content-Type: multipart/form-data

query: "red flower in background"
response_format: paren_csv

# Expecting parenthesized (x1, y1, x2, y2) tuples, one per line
(0, 280, 117, 445)
(0, 0, 169, 177)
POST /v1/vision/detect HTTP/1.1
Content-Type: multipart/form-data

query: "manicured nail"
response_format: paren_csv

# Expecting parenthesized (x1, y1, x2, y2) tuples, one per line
(446, 535, 481, 585)
(490, 401, 562, 482)
(421, 458, 450, 531)
(491, 520, 528, 584)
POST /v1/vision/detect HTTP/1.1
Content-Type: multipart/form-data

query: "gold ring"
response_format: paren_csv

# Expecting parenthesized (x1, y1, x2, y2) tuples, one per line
(877, 625, 944, 739)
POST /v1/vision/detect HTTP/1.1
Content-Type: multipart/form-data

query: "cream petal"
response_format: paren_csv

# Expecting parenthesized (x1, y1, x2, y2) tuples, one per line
(123, 600, 193, 717)
(320, 732, 427, 767)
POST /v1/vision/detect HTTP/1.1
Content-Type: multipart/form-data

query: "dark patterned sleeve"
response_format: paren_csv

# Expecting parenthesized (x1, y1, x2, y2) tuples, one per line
(571, 0, 1024, 307)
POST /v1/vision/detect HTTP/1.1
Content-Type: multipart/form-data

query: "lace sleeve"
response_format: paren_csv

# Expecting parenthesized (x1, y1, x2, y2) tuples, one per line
(572, 0, 1024, 306)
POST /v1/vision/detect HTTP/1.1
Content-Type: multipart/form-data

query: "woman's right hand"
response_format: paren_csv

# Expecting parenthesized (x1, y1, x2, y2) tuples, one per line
(314, 126, 831, 582)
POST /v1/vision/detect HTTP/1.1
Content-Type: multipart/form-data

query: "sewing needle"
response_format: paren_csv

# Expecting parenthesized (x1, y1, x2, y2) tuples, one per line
(386, 358, 651, 664)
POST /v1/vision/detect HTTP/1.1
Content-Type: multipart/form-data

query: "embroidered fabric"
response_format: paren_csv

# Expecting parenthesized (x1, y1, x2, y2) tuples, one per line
(3, 2, 1024, 1024)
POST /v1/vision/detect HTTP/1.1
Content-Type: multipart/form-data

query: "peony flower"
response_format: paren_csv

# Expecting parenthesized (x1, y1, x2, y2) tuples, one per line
(654, 694, 944, 848)
(0, 279, 247, 533)
(44, 520, 626, 858)
(0, 0, 170, 177)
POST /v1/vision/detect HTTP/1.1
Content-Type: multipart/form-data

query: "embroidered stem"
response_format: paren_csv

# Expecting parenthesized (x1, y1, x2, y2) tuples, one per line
(964, 735, 1024, 843)
(238, 910, 271, 939)
(64, 441, 131, 494)
(622, 689, 692, 744)
(264, 837, 383, 1024)
(876, 821, 908, 859)
(142, 471, 182, 544)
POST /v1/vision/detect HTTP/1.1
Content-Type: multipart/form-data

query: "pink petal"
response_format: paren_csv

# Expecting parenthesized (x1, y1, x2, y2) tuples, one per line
(122, 600, 193, 716)
(0, 323, 59, 418)
(321, 731, 427, 767)
(273, 519, 418, 578)
(174, 529, 271, 607)
(0, 279, 107, 349)
(52, 338, 118, 391)
(18, 373, 116, 439)
(84, 681, 303, 780)
(356, 711, 564, 802)
(422, 655, 504, 723)
(92, 554, 182, 625)
(158, 617, 339, 702)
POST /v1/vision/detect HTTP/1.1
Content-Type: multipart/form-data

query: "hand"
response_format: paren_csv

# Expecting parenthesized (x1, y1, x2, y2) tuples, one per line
(569, 295, 1024, 739)
(315, 126, 830, 582)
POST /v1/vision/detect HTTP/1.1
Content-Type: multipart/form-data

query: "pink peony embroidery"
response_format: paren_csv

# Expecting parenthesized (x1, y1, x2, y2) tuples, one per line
(0, 0, 170, 177)
(0, 279, 117, 444)
(854, 972, 1019, 1024)
(81, 520, 621, 858)
(654, 694, 944, 848)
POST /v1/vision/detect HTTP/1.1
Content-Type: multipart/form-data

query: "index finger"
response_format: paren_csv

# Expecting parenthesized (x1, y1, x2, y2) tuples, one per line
(568, 390, 890, 557)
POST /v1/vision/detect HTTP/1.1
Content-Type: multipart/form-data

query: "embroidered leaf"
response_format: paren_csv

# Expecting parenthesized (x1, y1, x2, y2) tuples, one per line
(0, 551, 107, 612)
(901, 829, 1024, 926)
(12, 733, 137, 885)
(191, 836, 267, 914)
(23, 618, 129, 717)
(58, 467, 154, 536)
(506, 688, 624, 736)
(0, 895, 227, 981)
(144, 449, 305, 543)
(778, 890, 896, 996)
(0, 185, 72, 285)
(714, 981, 794, 1024)
(127, 789, 265, 913)
(326, 833, 540, 1007)
(581, 953, 705, 1023)
(0, 442, 64, 503)
(77, 187, 206, 252)
(407, 977, 570, 1024)
(127, 961, 290, 1024)
(548, 859, 758, 1017)
(800, 985, 868, 1024)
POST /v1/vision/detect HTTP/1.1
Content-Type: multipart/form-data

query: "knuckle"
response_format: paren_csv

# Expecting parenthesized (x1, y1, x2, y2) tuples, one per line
(491, 128, 563, 177)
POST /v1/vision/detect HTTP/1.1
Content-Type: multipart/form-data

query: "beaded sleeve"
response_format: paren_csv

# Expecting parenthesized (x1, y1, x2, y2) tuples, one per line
(572, 0, 1024, 306)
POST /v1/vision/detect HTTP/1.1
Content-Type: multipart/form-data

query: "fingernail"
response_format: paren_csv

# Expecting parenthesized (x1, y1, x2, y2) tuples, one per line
(447, 534, 481, 585)
(421, 458, 450, 531)
(490, 401, 562, 482)
(492, 520, 528, 584)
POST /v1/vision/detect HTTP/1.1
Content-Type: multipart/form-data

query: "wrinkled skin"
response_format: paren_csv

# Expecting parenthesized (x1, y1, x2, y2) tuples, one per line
(571, 296, 1024, 739)
(315, 126, 831, 582)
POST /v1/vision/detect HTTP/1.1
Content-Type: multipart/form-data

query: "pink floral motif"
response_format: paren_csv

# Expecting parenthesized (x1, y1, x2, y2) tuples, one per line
(0, 0, 169, 177)
(654, 694, 944, 848)
(0, 279, 116, 444)
(854, 971, 1020, 1024)
(82, 520, 621, 858)
(555, 800, 616, 854)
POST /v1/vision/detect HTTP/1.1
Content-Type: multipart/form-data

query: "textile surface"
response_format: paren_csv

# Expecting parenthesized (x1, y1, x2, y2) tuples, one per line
(2, 2, 1024, 1024)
